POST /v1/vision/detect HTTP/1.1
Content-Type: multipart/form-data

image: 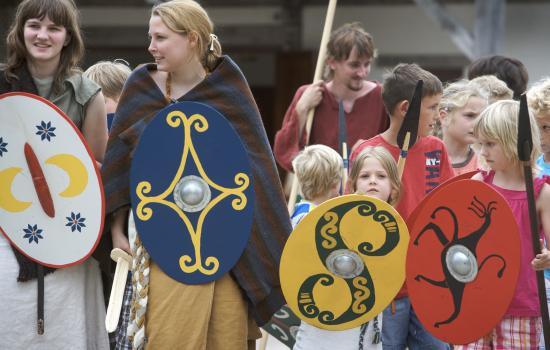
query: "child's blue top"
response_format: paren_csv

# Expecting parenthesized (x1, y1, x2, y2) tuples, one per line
(291, 201, 314, 229)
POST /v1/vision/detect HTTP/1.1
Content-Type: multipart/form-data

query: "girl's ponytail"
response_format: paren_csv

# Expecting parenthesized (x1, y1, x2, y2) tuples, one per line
(204, 33, 222, 72)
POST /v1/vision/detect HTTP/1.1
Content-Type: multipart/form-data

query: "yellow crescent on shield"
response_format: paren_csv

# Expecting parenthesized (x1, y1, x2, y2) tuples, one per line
(45, 154, 88, 197)
(0, 167, 32, 212)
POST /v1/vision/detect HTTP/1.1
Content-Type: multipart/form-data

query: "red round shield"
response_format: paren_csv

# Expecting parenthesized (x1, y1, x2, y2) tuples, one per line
(406, 179, 520, 344)
(407, 170, 478, 230)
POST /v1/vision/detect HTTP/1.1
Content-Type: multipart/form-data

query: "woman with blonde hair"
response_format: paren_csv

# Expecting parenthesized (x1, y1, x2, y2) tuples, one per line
(102, 1, 291, 349)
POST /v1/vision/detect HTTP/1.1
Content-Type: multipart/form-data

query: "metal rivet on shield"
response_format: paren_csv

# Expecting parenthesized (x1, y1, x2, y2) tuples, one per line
(326, 249, 365, 279)
(174, 175, 211, 212)
(445, 244, 478, 283)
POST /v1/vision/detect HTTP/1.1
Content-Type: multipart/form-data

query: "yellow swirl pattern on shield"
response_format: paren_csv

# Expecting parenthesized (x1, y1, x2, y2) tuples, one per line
(135, 111, 249, 276)
(320, 212, 338, 249)
(351, 277, 370, 314)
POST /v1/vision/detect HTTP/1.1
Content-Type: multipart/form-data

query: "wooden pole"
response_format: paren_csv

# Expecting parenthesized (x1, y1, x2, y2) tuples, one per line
(342, 142, 348, 190)
(304, 0, 338, 144)
(522, 160, 550, 349)
(258, 329, 269, 350)
(517, 95, 550, 348)
(396, 132, 411, 180)
(338, 101, 349, 192)
(287, 0, 338, 213)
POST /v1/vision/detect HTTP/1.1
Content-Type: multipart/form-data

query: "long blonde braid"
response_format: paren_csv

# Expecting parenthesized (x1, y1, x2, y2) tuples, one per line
(127, 212, 150, 350)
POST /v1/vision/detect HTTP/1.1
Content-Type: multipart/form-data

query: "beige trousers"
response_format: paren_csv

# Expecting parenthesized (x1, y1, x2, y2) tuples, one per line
(145, 262, 261, 350)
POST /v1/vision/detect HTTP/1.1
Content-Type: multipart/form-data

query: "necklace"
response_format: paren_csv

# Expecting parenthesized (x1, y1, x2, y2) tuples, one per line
(165, 72, 172, 103)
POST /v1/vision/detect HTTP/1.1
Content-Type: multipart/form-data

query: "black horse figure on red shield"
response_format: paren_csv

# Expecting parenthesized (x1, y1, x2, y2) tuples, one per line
(413, 196, 507, 328)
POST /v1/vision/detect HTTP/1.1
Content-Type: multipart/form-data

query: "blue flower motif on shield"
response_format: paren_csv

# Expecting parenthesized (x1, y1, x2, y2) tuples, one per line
(36, 121, 56, 141)
(23, 224, 44, 244)
(66, 212, 86, 232)
(0, 137, 7, 157)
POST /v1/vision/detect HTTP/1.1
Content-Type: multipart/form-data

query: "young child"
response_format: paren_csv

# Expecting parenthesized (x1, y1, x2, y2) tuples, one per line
(349, 145, 403, 350)
(438, 80, 488, 175)
(527, 78, 550, 350)
(467, 55, 528, 100)
(291, 144, 342, 225)
(292, 144, 397, 350)
(469, 75, 513, 104)
(290, 144, 353, 350)
(348, 146, 401, 206)
(83, 59, 132, 132)
(458, 100, 550, 350)
(528, 78, 550, 178)
(84, 59, 133, 349)
(350, 63, 453, 350)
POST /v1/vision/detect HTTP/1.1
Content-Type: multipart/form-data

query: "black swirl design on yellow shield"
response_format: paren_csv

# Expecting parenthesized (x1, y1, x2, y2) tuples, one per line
(297, 200, 401, 325)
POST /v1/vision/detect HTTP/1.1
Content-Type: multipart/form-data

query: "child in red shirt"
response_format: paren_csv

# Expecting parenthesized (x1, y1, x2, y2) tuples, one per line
(350, 63, 454, 350)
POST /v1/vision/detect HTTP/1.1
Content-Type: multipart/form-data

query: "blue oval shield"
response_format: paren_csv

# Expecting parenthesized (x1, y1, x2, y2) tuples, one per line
(130, 101, 254, 284)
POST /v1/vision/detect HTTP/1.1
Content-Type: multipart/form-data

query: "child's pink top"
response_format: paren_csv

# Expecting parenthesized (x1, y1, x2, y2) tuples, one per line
(482, 170, 550, 316)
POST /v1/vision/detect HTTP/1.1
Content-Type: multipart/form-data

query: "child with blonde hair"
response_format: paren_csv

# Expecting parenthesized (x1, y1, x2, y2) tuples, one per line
(467, 55, 528, 100)
(292, 144, 342, 217)
(291, 144, 358, 350)
(85, 59, 132, 348)
(457, 100, 550, 350)
(438, 80, 488, 175)
(348, 146, 401, 205)
(469, 75, 513, 104)
(527, 78, 550, 350)
(84, 59, 132, 131)
(291, 144, 389, 350)
(528, 78, 550, 177)
(347, 145, 402, 349)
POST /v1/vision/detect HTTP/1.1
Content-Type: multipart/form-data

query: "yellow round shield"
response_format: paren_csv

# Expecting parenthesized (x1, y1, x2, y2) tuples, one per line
(280, 194, 409, 330)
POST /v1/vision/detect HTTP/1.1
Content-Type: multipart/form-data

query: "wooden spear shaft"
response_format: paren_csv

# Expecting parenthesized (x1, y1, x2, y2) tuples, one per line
(522, 159, 550, 349)
(304, 0, 338, 144)
(262, 3, 339, 349)
(397, 132, 411, 180)
(287, 0, 338, 213)
(517, 95, 550, 348)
